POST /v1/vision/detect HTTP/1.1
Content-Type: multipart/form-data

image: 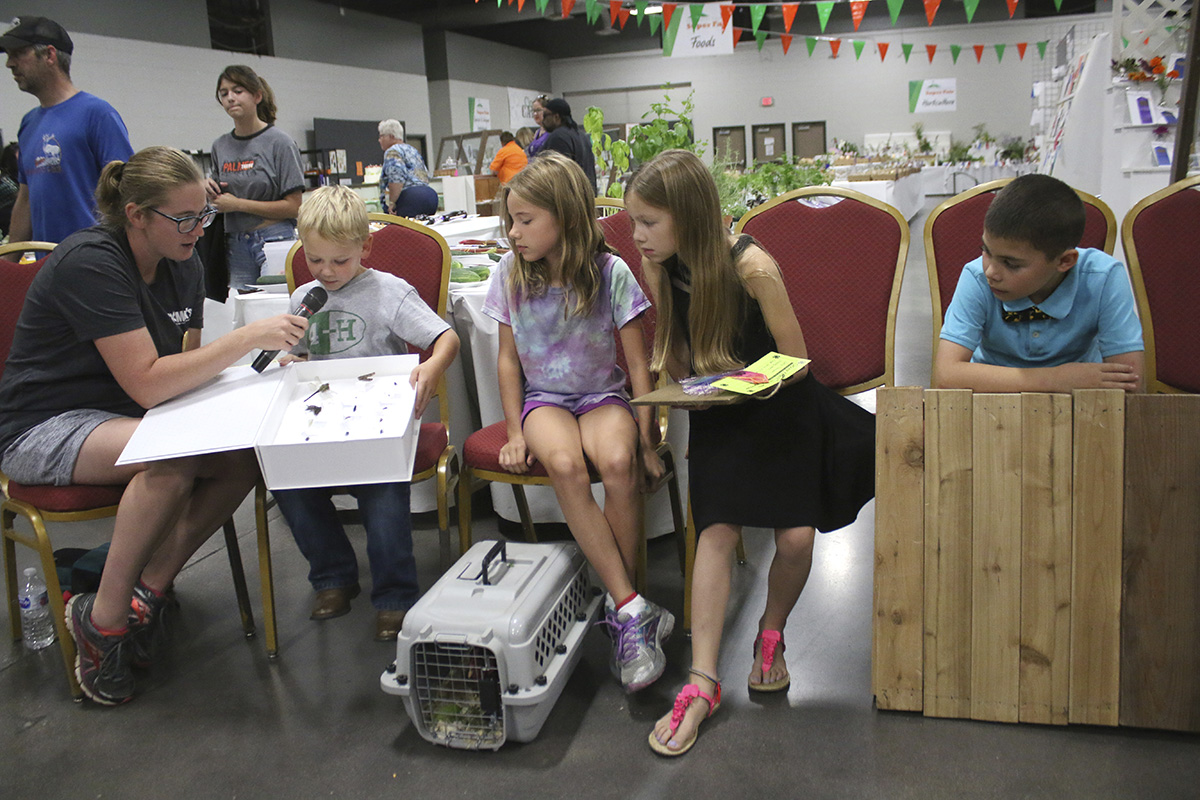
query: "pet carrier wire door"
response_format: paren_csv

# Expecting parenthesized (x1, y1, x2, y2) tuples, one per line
(381, 540, 601, 749)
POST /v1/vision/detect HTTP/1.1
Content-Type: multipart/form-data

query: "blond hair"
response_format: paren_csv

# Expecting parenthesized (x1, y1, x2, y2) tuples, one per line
(498, 151, 614, 316)
(297, 185, 370, 245)
(94, 146, 204, 231)
(626, 149, 742, 375)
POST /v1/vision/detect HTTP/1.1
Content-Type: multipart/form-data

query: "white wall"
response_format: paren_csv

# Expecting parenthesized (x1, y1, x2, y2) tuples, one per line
(551, 13, 1113, 159)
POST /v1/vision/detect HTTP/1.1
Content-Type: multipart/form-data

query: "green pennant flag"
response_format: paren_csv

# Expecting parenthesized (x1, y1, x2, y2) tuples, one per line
(756, 30, 768, 50)
(806, 36, 818, 56)
(498, 0, 503, 6)
(994, 43, 1006, 62)
(950, 44, 961, 64)
(586, 0, 599, 25)
(689, 3, 705, 29)
(1036, 40, 1048, 59)
(901, 42, 913, 61)
(963, 0, 980, 22)
(536, 0, 550, 12)
(635, 1, 647, 27)
(853, 40, 865, 59)
(886, 0, 904, 24)
(649, 13, 661, 35)
(1053, 0, 1063, 9)
(1121, 36, 1129, 49)
(815, 2, 835, 33)
(750, 4, 767, 35)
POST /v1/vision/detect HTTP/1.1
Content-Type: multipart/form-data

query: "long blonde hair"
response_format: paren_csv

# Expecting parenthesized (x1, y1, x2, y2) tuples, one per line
(498, 151, 614, 316)
(626, 149, 743, 375)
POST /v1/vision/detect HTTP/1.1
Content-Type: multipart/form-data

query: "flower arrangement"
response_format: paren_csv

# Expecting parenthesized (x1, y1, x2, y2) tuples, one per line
(1112, 56, 1181, 101)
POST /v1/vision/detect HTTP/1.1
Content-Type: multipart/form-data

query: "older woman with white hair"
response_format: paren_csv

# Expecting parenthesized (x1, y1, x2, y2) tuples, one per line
(377, 119, 437, 217)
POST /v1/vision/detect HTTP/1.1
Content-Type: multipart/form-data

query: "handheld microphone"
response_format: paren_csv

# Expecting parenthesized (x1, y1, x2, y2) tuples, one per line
(251, 285, 328, 373)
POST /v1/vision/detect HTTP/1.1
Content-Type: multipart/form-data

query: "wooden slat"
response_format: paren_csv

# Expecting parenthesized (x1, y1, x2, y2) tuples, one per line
(1070, 389, 1124, 726)
(970, 394, 1022, 722)
(1018, 393, 1073, 725)
(872, 386, 926, 711)
(1120, 394, 1200, 732)
(923, 389, 973, 718)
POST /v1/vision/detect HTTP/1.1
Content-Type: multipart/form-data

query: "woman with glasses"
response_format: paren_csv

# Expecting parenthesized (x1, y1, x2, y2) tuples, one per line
(0, 146, 308, 705)
(207, 65, 304, 290)
(525, 95, 551, 157)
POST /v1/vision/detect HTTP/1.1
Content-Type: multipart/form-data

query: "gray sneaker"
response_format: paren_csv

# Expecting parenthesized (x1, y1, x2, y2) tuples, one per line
(66, 593, 134, 705)
(606, 600, 674, 692)
(128, 581, 172, 669)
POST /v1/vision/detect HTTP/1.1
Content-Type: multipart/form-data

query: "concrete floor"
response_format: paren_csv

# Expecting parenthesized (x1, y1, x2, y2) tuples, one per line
(2, 198, 1197, 799)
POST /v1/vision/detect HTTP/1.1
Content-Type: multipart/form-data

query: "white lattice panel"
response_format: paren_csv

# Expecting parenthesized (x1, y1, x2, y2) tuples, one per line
(1116, 0, 1192, 60)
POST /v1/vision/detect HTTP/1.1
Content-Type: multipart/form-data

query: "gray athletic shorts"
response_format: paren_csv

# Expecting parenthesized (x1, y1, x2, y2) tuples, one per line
(0, 409, 126, 486)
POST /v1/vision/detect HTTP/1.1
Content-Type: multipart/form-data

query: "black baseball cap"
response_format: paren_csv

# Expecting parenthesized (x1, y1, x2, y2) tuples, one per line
(543, 98, 572, 119)
(0, 16, 74, 54)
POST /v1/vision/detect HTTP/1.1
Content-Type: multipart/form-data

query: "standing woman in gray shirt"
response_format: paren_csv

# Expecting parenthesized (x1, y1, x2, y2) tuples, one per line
(207, 65, 304, 289)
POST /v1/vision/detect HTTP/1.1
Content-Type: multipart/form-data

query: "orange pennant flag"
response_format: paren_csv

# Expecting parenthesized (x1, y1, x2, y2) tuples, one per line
(721, 4, 734, 32)
(878, 41, 889, 61)
(732, 28, 743, 46)
(562, 0, 575, 16)
(830, 39, 841, 58)
(517, 0, 525, 10)
(851, 1, 869, 31)
(781, 33, 793, 54)
(782, 3, 800, 32)
(973, 44, 984, 62)
(610, 0, 621, 26)
(662, 3, 677, 29)
(924, 0, 940, 25)
(1006, 0, 1018, 16)
(1017, 42, 1027, 59)
(619, 7, 631, 27)
(926, 43, 937, 62)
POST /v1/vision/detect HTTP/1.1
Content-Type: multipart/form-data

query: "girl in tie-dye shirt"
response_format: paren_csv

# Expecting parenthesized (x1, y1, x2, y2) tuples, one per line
(483, 152, 675, 694)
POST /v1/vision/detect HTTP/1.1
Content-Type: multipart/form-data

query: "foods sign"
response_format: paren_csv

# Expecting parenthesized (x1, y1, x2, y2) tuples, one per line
(910, 79, 957, 113)
(664, 6, 733, 58)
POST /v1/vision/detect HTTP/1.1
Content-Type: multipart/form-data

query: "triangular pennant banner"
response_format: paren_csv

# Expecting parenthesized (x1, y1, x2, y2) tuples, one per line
(901, 42, 913, 62)
(750, 4, 767, 36)
(973, 44, 984, 62)
(815, 2, 835, 32)
(878, 41, 889, 61)
(1053, 0, 1062, 9)
(994, 43, 1006, 62)
(806, 36, 818, 56)
(689, 3, 705, 29)
(950, 44, 962, 63)
(781, 33, 793, 54)
(635, 1, 647, 26)
(586, 0, 600, 24)
(1017, 42, 1027, 60)
(1006, 0, 1018, 16)
(721, 4, 734, 32)
(562, 0, 576, 17)
(782, 3, 799, 32)
(886, 0, 904, 24)
(618, 7, 630, 27)
(924, 0, 941, 25)
(756, 30, 768, 50)
(926, 43, 937, 62)
(535, 0, 550, 12)
(963, 0, 979, 23)
(851, 1, 869, 31)
(732, 27, 744, 45)
(853, 39, 866, 59)
(609, 0, 621, 27)
(830, 38, 841, 58)
(516, 0, 525, 10)
(649, 13, 661, 34)
(1036, 40, 1048, 59)
(662, 3, 677, 29)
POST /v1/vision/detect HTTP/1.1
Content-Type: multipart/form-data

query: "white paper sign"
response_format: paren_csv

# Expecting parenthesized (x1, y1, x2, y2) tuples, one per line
(664, 5, 734, 58)
(469, 97, 491, 132)
(909, 79, 957, 113)
(508, 87, 546, 129)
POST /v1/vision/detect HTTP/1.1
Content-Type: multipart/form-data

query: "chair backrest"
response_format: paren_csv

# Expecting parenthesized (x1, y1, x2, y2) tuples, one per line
(925, 178, 1118, 354)
(1121, 175, 1200, 394)
(285, 213, 453, 423)
(0, 246, 54, 381)
(736, 186, 908, 394)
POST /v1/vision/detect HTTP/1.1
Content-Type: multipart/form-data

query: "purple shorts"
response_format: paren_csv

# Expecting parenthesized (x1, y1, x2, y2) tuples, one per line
(521, 394, 635, 426)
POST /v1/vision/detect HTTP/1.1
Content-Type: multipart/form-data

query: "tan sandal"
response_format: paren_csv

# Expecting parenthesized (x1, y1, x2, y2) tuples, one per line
(748, 629, 790, 692)
(648, 669, 721, 757)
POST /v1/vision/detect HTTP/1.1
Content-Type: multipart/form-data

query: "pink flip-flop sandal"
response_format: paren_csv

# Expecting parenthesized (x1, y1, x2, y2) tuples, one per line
(648, 670, 721, 756)
(748, 629, 790, 692)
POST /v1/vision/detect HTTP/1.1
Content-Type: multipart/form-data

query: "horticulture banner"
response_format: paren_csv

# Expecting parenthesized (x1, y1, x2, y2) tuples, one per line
(909, 79, 957, 113)
(664, 6, 733, 58)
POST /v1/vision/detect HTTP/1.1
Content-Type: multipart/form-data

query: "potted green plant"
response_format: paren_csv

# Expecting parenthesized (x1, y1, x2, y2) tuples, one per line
(583, 106, 631, 199)
(628, 88, 702, 164)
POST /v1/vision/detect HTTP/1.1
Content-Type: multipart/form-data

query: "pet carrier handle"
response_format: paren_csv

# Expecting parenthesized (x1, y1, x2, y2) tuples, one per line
(480, 540, 508, 586)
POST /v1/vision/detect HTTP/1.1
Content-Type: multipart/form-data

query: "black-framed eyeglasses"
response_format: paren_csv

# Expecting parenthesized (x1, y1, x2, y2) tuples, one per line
(149, 205, 218, 233)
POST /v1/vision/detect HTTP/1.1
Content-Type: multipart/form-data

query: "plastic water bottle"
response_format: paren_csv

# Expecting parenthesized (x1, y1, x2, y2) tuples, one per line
(18, 567, 57, 651)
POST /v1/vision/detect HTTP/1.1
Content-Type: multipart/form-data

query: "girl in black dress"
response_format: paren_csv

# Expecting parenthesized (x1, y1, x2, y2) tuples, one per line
(625, 150, 874, 756)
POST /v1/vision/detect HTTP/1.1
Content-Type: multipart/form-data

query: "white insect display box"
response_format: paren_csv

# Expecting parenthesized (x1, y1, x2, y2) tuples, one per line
(381, 540, 601, 749)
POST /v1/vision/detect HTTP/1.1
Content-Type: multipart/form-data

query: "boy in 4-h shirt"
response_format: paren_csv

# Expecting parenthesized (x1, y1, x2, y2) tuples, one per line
(936, 174, 1144, 393)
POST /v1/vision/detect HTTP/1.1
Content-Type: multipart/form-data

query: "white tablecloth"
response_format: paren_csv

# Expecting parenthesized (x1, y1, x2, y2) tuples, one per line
(832, 171, 925, 221)
(921, 163, 1036, 196)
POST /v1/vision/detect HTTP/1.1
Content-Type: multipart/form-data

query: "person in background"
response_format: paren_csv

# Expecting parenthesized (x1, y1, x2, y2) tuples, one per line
(525, 95, 550, 157)
(273, 186, 459, 641)
(489, 131, 528, 184)
(207, 64, 304, 290)
(515, 127, 536, 151)
(1, 16, 133, 244)
(538, 98, 597, 193)
(0, 143, 18, 238)
(377, 119, 437, 218)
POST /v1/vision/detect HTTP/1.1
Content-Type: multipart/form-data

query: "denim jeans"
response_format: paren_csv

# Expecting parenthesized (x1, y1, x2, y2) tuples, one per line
(226, 220, 296, 290)
(273, 482, 418, 611)
(392, 184, 439, 217)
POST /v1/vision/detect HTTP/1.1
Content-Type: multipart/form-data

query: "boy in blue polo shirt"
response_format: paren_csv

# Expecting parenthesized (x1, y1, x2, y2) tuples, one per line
(936, 174, 1144, 392)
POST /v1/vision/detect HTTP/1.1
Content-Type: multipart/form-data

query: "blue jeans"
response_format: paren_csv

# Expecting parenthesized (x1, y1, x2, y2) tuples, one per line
(226, 220, 296, 289)
(273, 482, 418, 611)
(392, 184, 439, 217)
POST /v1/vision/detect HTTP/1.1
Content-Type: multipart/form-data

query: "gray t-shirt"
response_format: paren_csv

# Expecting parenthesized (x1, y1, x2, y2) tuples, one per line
(210, 125, 305, 233)
(289, 269, 450, 360)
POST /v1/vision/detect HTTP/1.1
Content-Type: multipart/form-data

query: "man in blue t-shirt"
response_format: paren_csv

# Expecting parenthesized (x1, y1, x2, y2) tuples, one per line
(1, 16, 133, 244)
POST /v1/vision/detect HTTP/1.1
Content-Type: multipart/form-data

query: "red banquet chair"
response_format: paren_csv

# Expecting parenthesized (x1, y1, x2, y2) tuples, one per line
(0, 242, 256, 700)
(1122, 174, 1200, 394)
(254, 213, 461, 657)
(924, 178, 1118, 361)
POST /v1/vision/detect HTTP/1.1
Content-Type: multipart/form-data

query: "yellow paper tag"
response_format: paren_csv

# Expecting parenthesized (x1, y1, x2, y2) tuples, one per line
(711, 352, 810, 395)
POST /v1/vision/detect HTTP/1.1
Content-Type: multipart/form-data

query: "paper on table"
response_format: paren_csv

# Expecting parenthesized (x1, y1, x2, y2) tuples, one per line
(117, 365, 284, 465)
(711, 352, 810, 395)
